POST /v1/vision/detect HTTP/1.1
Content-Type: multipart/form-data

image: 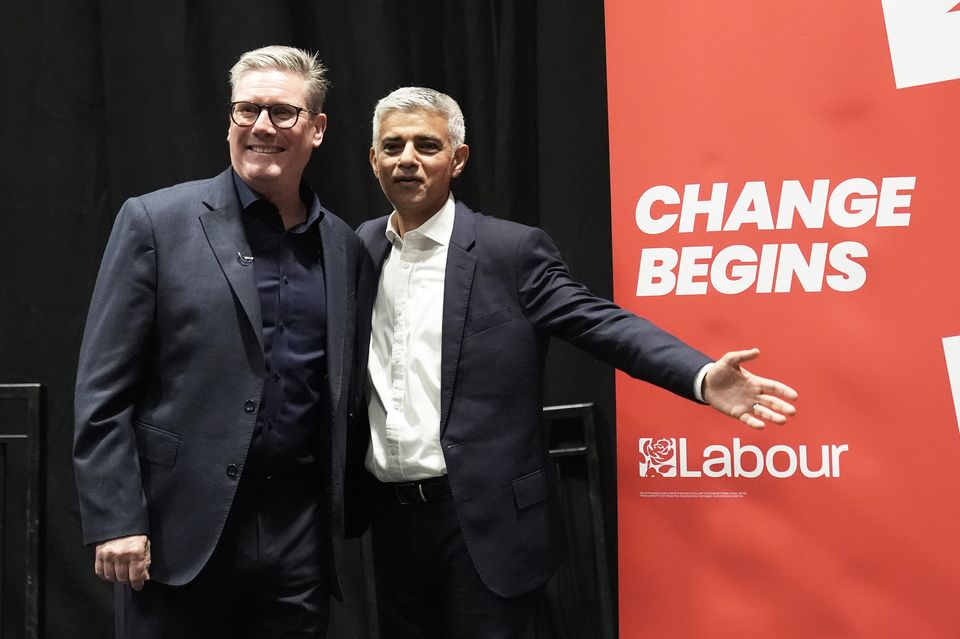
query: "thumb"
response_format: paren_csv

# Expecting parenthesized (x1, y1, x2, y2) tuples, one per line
(720, 347, 760, 369)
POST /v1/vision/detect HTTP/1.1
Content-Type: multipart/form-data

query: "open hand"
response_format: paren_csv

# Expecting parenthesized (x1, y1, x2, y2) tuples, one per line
(703, 348, 798, 429)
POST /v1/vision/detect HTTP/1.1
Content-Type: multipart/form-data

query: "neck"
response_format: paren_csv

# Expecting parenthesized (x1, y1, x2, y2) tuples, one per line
(273, 197, 307, 229)
(394, 196, 450, 237)
(393, 210, 434, 237)
(259, 182, 307, 230)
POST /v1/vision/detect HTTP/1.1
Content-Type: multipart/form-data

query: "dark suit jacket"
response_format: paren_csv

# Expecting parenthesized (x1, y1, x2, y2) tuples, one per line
(74, 169, 363, 594)
(355, 200, 712, 598)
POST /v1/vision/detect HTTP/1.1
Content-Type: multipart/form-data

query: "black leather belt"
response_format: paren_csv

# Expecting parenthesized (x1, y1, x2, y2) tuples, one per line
(377, 475, 451, 505)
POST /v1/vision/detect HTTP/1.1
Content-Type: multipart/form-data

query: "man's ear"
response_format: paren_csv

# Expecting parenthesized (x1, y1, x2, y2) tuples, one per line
(451, 144, 470, 177)
(312, 113, 328, 148)
(369, 147, 379, 177)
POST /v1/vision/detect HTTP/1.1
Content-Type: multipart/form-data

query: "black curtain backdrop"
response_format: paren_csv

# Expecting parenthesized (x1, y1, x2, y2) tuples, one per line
(1, 1, 617, 636)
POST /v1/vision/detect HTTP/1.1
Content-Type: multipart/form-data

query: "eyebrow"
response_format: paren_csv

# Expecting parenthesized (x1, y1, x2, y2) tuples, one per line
(381, 135, 444, 145)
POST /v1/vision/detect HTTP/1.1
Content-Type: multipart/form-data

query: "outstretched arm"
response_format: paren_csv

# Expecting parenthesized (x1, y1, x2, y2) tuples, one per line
(702, 348, 798, 429)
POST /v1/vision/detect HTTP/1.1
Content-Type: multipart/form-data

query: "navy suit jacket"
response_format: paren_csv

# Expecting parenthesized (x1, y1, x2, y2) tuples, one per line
(356, 200, 711, 598)
(74, 169, 363, 594)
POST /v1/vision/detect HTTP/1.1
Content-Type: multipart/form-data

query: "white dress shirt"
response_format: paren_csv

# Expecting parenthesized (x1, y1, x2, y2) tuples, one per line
(366, 196, 456, 481)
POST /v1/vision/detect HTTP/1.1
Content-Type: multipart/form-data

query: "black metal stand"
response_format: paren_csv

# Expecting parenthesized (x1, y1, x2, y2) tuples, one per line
(0, 384, 46, 639)
(540, 402, 615, 639)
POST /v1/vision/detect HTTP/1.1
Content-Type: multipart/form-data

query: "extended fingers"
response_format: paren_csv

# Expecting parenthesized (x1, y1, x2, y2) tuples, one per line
(739, 407, 766, 429)
(745, 394, 796, 427)
(756, 393, 796, 418)
(758, 377, 798, 402)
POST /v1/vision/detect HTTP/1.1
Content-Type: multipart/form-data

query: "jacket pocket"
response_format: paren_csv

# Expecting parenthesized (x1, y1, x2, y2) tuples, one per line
(134, 421, 180, 468)
(512, 468, 549, 510)
(464, 307, 513, 338)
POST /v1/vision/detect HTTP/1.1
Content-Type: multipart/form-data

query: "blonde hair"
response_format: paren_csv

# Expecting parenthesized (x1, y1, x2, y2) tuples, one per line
(229, 45, 330, 113)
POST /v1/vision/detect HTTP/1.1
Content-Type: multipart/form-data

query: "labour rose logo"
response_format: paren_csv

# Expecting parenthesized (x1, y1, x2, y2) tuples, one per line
(639, 437, 678, 477)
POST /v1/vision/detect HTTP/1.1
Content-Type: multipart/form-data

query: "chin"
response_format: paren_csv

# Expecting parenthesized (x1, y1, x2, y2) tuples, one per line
(244, 165, 283, 181)
(391, 197, 422, 212)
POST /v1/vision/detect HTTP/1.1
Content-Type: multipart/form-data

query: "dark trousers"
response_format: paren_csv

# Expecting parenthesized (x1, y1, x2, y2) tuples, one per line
(371, 486, 541, 639)
(115, 471, 329, 639)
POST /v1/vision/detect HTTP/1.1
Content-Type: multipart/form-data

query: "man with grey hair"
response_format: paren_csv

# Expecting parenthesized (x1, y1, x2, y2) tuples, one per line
(74, 45, 364, 637)
(355, 86, 798, 638)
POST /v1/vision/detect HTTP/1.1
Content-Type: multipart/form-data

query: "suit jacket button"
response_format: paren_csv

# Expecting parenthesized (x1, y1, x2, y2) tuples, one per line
(244, 399, 257, 413)
(226, 463, 239, 479)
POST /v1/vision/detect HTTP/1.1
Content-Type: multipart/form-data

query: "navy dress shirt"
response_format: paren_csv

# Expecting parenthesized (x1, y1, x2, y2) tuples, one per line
(234, 172, 328, 475)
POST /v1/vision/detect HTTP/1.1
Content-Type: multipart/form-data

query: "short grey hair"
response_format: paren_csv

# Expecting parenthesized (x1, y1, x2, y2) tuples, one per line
(372, 87, 466, 149)
(229, 45, 330, 113)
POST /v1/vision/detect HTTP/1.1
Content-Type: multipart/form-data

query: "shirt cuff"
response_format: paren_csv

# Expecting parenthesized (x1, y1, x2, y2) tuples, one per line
(693, 363, 713, 403)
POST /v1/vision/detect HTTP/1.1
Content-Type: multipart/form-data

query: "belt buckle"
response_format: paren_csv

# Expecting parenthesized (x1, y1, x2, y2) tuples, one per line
(395, 482, 428, 505)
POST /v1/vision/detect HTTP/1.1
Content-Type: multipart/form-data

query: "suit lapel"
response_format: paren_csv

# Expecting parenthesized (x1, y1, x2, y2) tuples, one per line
(366, 223, 392, 274)
(198, 170, 264, 353)
(321, 213, 348, 416)
(439, 204, 477, 435)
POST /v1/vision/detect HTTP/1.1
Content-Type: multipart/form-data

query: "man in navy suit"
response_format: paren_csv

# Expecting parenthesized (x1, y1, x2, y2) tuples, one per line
(356, 86, 799, 638)
(73, 46, 364, 638)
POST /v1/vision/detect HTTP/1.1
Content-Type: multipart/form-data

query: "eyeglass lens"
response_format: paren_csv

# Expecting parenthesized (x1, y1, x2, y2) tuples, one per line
(231, 103, 302, 128)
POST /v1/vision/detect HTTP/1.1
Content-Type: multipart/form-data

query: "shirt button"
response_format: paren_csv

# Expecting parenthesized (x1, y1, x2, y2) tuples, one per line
(244, 399, 257, 413)
(273, 371, 281, 381)
(283, 276, 290, 285)
(226, 463, 240, 479)
(278, 323, 285, 333)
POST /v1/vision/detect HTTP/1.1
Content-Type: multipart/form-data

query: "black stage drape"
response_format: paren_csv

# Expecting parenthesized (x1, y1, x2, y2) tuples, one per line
(1, 2, 616, 636)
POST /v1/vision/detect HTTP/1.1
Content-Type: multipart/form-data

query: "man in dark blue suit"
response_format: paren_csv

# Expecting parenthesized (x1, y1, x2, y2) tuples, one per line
(73, 46, 364, 638)
(356, 87, 798, 639)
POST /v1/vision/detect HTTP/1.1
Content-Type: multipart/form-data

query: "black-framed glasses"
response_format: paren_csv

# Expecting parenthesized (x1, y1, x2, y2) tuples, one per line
(229, 101, 315, 129)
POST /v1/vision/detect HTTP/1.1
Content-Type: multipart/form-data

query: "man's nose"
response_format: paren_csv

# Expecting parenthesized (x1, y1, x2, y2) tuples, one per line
(398, 142, 417, 165)
(251, 108, 276, 134)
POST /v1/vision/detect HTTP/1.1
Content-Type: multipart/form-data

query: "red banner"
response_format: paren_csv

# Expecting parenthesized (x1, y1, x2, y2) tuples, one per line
(606, 2, 960, 636)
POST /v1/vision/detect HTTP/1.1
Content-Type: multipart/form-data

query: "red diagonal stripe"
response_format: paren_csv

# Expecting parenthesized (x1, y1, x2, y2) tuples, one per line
(951, 2, 960, 12)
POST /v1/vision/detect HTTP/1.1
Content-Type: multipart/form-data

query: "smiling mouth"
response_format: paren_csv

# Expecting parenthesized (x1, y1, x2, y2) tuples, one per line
(249, 145, 283, 154)
(394, 176, 422, 184)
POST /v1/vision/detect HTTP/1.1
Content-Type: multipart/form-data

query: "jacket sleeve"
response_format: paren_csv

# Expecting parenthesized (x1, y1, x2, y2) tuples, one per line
(344, 219, 382, 538)
(73, 197, 156, 545)
(514, 225, 712, 401)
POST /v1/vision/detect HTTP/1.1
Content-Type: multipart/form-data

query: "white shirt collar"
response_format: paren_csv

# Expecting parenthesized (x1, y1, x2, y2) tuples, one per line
(385, 195, 456, 247)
